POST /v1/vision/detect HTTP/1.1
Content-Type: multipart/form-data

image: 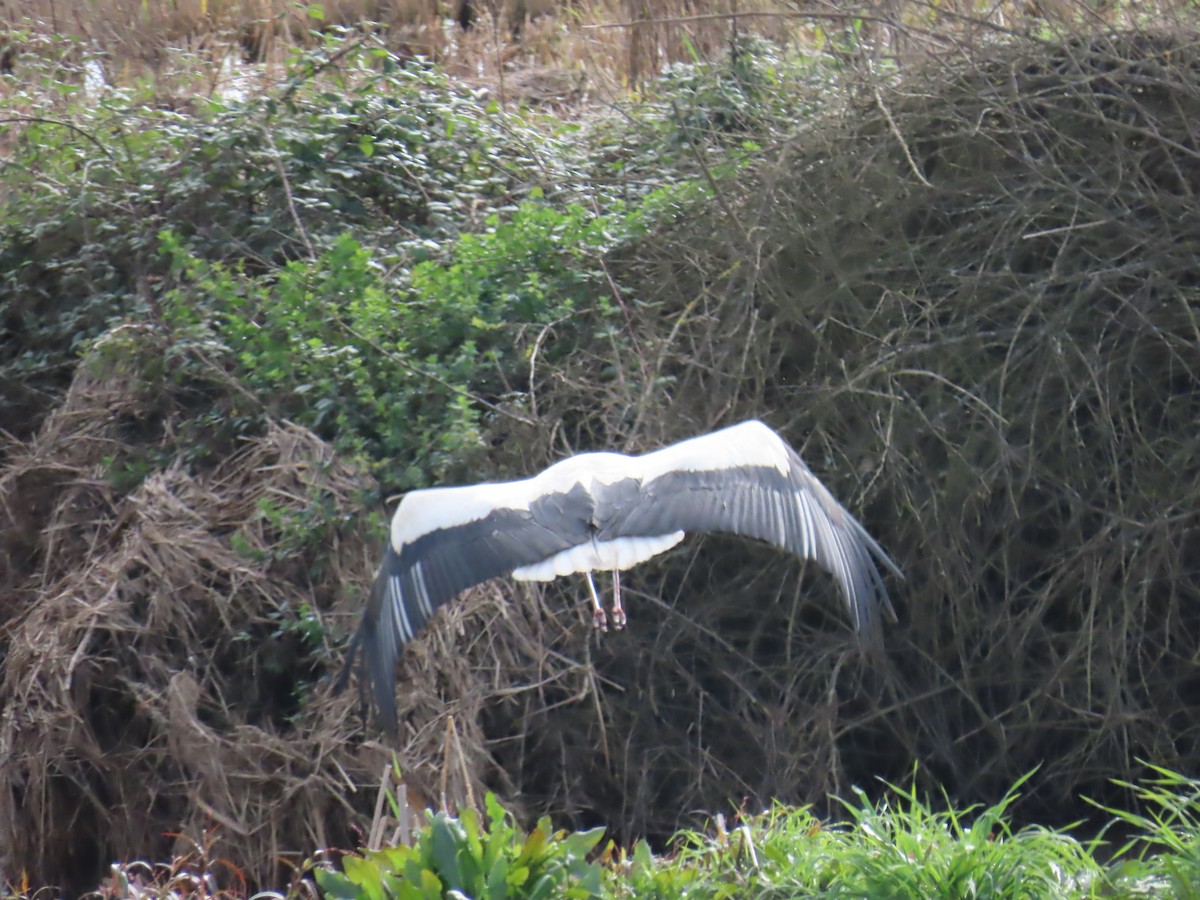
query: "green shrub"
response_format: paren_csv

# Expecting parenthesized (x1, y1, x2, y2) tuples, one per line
(609, 772, 1104, 899)
(0, 39, 543, 436)
(317, 793, 605, 900)
(1093, 765, 1200, 897)
(581, 35, 841, 205)
(157, 192, 636, 489)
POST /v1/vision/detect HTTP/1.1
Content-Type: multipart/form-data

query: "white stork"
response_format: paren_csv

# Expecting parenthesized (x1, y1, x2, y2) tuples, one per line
(339, 420, 901, 733)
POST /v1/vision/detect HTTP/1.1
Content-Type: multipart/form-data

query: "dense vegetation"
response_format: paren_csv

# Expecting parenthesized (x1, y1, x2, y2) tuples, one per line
(1, 27, 811, 489)
(100, 768, 1200, 898)
(2, 2, 1200, 896)
(0, 25, 850, 894)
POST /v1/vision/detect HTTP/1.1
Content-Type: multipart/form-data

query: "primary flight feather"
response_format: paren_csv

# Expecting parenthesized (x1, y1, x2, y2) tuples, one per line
(339, 419, 902, 733)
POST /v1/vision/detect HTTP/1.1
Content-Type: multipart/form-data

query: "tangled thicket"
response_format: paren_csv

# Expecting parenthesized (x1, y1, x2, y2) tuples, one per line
(531, 28, 1200, 838)
(0, 332, 373, 891)
(3, 26, 1200, 893)
(0, 328, 598, 892)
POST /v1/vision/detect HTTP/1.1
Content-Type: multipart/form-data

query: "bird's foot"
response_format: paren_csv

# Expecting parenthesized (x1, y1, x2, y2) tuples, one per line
(592, 606, 609, 632)
(610, 606, 627, 630)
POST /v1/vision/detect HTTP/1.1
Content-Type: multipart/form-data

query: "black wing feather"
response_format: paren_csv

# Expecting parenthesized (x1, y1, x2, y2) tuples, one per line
(603, 454, 900, 638)
(337, 505, 584, 733)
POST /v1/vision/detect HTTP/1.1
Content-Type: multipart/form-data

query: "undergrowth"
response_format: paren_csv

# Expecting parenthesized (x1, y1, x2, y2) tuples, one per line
(7, 9, 1200, 897)
(0, 26, 841, 892)
(153, 194, 638, 490)
(0, 37, 539, 446)
(46, 768, 1200, 899)
(0, 29, 806, 491)
(318, 793, 605, 900)
(343, 769, 1197, 900)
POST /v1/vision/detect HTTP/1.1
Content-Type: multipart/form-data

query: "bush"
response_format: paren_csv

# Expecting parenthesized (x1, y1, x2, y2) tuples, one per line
(580, 34, 841, 208)
(558, 29, 1200, 844)
(157, 191, 638, 489)
(0, 40, 544, 441)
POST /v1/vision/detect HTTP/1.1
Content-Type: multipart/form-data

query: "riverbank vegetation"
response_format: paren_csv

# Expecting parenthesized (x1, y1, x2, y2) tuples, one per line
(2, 1, 1199, 895)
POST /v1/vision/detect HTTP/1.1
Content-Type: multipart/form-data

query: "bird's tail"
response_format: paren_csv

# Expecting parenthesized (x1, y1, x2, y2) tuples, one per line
(333, 547, 399, 735)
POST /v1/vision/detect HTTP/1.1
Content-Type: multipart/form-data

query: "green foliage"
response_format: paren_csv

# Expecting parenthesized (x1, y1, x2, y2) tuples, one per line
(317, 793, 605, 900)
(245, 490, 357, 567)
(608, 838, 706, 899)
(157, 190, 633, 489)
(273, 601, 326, 651)
(0, 37, 544, 436)
(103, 452, 153, 494)
(828, 771, 1099, 898)
(582, 35, 840, 203)
(657, 35, 810, 143)
(1091, 764, 1200, 897)
(609, 771, 1109, 900)
(316, 772, 1200, 900)
(0, 27, 722, 494)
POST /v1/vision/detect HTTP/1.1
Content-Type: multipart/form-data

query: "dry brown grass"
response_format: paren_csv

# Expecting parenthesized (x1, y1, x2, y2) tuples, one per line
(0, 327, 465, 891)
(0, 325, 603, 892)
(0, 0, 1194, 99)
(0, 328, 364, 892)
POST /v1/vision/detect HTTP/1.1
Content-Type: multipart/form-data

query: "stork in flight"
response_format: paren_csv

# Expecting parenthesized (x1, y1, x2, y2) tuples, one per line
(338, 420, 902, 733)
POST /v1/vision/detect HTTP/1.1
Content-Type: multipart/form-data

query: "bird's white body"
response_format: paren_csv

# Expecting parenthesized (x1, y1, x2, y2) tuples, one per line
(391, 422, 792, 550)
(511, 531, 686, 580)
(342, 419, 901, 733)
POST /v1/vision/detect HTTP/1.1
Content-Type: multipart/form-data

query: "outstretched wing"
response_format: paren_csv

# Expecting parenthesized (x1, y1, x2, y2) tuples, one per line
(337, 482, 596, 734)
(339, 420, 901, 734)
(604, 421, 901, 636)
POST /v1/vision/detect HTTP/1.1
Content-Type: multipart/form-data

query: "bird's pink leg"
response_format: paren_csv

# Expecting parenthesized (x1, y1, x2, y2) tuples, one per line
(586, 571, 608, 631)
(610, 569, 627, 629)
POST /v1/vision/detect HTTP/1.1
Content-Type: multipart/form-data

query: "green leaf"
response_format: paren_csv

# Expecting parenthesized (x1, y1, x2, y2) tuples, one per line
(313, 868, 360, 900)
(507, 864, 530, 888)
(430, 814, 466, 885)
(340, 855, 386, 900)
